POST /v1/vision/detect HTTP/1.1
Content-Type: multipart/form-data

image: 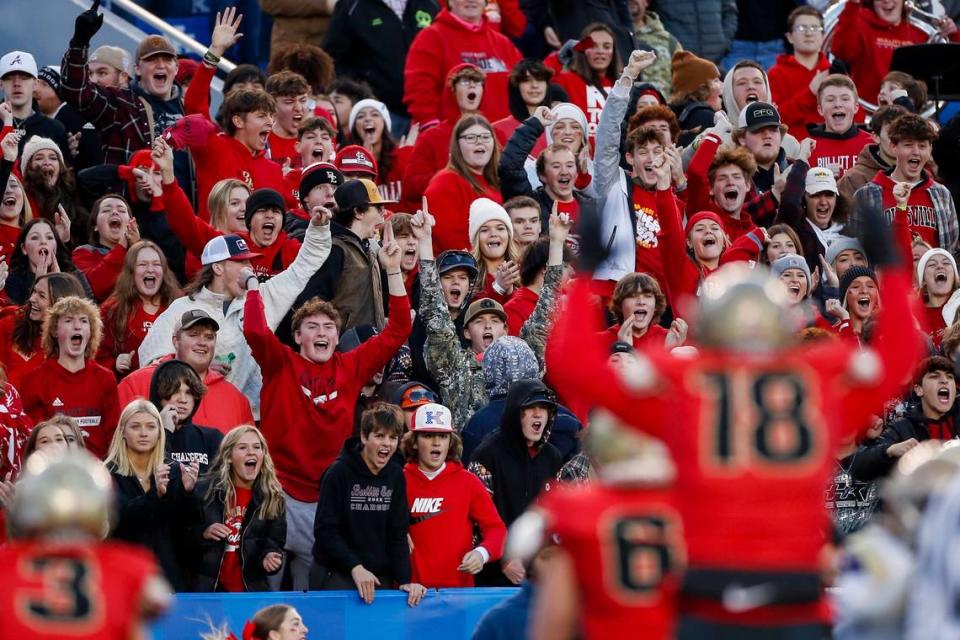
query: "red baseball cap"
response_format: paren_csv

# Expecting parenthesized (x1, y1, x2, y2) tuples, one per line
(335, 145, 379, 178)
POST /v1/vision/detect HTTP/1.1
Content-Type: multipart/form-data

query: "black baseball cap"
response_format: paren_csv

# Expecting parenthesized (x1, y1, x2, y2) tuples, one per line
(738, 101, 782, 132)
(177, 309, 220, 332)
(334, 179, 397, 211)
(436, 250, 479, 278)
(520, 387, 557, 410)
(609, 340, 634, 355)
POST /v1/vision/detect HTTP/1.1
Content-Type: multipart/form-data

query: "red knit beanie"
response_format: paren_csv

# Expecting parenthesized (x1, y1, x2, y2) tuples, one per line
(684, 210, 725, 237)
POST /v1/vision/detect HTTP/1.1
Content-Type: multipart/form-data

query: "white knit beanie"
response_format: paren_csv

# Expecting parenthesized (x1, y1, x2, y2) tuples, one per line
(918, 247, 959, 289)
(348, 99, 392, 135)
(20, 135, 65, 175)
(545, 102, 588, 144)
(469, 198, 513, 243)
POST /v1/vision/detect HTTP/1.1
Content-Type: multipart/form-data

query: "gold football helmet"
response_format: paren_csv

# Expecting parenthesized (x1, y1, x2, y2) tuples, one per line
(882, 440, 960, 542)
(8, 450, 114, 540)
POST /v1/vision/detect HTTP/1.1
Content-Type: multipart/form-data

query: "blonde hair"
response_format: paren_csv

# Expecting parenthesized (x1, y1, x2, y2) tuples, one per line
(470, 220, 519, 292)
(41, 295, 103, 359)
(105, 400, 166, 478)
(207, 178, 251, 232)
(205, 425, 286, 521)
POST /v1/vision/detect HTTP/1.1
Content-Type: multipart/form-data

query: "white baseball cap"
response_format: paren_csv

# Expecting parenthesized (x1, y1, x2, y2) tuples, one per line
(200, 234, 262, 266)
(805, 166, 838, 195)
(412, 403, 455, 433)
(0, 51, 38, 79)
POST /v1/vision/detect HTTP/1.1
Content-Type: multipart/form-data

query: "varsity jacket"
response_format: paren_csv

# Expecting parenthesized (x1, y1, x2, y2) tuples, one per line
(244, 290, 412, 503)
(404, 461, 506, 587)
(138, 220, 332, 415)
(421, 259, 561, 428)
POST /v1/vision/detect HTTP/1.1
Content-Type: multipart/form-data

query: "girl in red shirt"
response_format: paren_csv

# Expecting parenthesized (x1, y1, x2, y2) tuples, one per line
(604, 272, 674, 351)
(196, 424, 286, 592)
(72, 195, 139, 301)
(0, 272, 86, 389)
(0, 170, 31, 266)
(554, 23, 622, 138)
(98, 240, 180, 379)
(424, 115, 503, 252)
(469, 198, 520, 304)
(348, 99, 413, 204)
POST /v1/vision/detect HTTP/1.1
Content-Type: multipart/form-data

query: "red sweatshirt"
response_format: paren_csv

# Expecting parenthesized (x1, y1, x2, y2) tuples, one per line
(402, 121, 453, 213)
(404, 461, 506, 587)
(244, 289, 412, 502)
(96, 298, 164, 378)
(404, 10, 521, 126)
(832, 3, 960, 104)
(553, 71, 613, 138)
(71, 244, 126, 302)
(117, 355, 253, 435)
(505, 286, 538, 335)
(604, 323, 669, 350)
(423, 168, 502, 252)
(267, 132, 298, 168)
(0, 313, 42, 390)
(807, 125, 874, 180)
(163, 179, 301, 280)
(439, 0, 526, 38)
(768, 54, 832, 141)
(0, 224, 19, 265)
(21, 358, 120, 458)
(183, 63, 217, 120)
(547, 273, 923, 625)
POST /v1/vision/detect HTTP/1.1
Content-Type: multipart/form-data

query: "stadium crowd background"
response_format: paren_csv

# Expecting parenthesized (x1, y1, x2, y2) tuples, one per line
(2, 0, 960, 638)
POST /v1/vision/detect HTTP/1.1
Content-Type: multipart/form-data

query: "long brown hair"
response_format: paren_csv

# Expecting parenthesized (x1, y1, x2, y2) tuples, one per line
(204, 425, 286, 521)
(447, 114, 501, 193)
(567, 22, 623, 86)
(103, 240, 180, 342)
(11, 272, 85, 355)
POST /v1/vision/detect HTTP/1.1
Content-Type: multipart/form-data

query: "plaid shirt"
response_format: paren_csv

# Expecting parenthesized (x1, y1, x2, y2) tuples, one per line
(60, 45, 151, 165)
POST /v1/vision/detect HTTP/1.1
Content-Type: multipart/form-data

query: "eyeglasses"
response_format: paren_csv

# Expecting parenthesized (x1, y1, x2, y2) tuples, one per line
(792, 24, 824, 34)
(459, 133, 493, 144)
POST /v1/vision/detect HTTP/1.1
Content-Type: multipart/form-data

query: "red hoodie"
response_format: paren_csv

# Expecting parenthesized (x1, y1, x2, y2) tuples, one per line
(116, 355, 254, 435)
(0, 313, 42, 390)
(553, 71, 613, 138)
(71, 244, 127, 302)
(96, 298, 165, 377)
(0, 224, 19, 266)
(20, 358, 120, 458)
(162, 179, 300, 280)
(807, 125, 874, 180)
(767, 54, 832, 141)
(404, 10, 522, 126)
(423, 168, 502, 252)
(832, 3, 959, 105)
(244, 289, 412, 503)
(404, 461, 506, 588)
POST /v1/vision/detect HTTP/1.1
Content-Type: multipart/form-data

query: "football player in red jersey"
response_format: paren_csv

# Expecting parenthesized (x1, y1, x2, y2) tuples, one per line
(547, 192, 923, 638)
(0, 450, 171, 639)
(512, 411, 682, 640)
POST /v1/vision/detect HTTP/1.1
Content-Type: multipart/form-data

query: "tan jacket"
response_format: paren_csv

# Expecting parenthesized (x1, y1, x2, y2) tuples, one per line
(260, 0, 338, 51)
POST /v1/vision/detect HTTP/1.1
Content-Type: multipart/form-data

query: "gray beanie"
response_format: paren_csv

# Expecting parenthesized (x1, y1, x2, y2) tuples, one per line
(482, 336, 539, 399)
(825, 236, 866, 267)
(771, 253, 811, 290)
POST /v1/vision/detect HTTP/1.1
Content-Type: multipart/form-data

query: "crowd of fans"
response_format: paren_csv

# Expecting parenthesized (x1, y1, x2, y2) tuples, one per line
(1, 0, 960, 636)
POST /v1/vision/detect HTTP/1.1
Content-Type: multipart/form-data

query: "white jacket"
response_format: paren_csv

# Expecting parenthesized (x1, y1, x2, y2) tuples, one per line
(138, 222, 332, 416)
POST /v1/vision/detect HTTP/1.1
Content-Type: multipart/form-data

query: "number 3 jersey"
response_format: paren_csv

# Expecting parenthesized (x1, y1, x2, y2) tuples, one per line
(538, 483, 682, 640)
(0, 540, 169, 639)
(547, 274, 923, 622)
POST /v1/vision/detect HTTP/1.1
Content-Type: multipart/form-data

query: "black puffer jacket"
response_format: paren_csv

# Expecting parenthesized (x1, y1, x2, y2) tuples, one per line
(851, 408, 959, 482)
(193, 479, 287, 592)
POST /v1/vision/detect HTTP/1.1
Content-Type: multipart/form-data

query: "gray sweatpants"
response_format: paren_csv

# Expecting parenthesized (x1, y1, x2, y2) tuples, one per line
(268, 493, 316, 592)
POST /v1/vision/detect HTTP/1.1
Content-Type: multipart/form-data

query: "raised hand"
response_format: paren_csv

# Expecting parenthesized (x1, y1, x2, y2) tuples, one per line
(209, 7, 244, 58)
(665, 318, 688, 349)
(67, 132, 81, 158)
(798, 138, 816, 165)
(54, 206, 71, 245)
(72, 0, 104, 46)
(819, 253, 839, 287)
(378, 222, 403, 272)
(122, 218, 141, 247)
(239, 266, 259, 291)
(652, 155, 672, 190)
(808, 69, 828, 97)
(494, 260, 520, 294)
(399, 122, 420, 148)
(532, 106, 554, 128)
(310, 204, 332, 226)
(1, 129, 22, 162)
(824, 298, 848, 320)
(709, 111, 733, 145)
(617, 314, 636, 343)
(623, 49, 656, 80)
(151, 137, 175, 184)
(548, 202, 571, 244)
(892, 181, 912, 209)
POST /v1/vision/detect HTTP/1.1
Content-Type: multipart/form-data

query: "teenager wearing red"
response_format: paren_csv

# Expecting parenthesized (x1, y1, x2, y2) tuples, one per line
(21, 295, 120, 458)
(554, 23, 622, 138)
(71, 195, 139, 301)
(0, 133, 31, 263)
(97, 240, 179, 378)
(806, 75, 873, 180)
(264, 71, 310, 168)
(195, 425, 286, 592)
(604, 272, 686, 351)
(505, 226, 572, 336)
(548, 199, 922, 635)
(403, 0, 521, 127)
(348, 99, 412, 204)
(768, 6, 832, 141)
(469, 198, 520, 304)
(403, 403, 505, 588)
(493, 59, 554, 155)
(914, 248, 956, 343)
(0, 272, 85, 389)
(243, 227, 411, 591)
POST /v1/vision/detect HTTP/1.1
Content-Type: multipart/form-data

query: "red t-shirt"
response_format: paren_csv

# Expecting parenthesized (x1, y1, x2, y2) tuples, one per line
(631, 183, 666, 289)
(0, 223, 19, 265)
(920, 303, 947, 345)
(0, 313, 43, 390)
(268, 132, 298, 169)
(218, 487, 252, 592)
(0, 540, 165, 639)
(538, 482, 682, 640)
(807, 127, 874, 180)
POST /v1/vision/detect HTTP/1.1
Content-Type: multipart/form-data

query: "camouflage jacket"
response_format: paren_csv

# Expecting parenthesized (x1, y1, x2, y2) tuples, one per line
(634, 11, 683, 98)
(421, 260, 563, 429)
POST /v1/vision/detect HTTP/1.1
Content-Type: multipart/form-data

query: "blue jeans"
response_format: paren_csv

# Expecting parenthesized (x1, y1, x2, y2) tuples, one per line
(722, 39, 786, 73)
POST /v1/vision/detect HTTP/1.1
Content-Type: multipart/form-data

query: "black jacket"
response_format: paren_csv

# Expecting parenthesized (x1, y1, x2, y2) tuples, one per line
(149, 360, 224, 475)
(313, 436, 411, 585)
(851, 409, 959, 482)
(108, 462, 199, 591)
(672, 100, 716, 148)
(324, 0, 440, 116)
(498, 116, 601, 235)
(14, 110, 71, 165)
(193, 480, 287, 592)
(468, 379, 562, 528)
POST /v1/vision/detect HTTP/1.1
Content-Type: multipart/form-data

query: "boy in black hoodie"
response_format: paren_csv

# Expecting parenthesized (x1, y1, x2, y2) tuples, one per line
(311, 402, 426, 606)
(149, 359, 223, 475)
(468, 378, 562, 586)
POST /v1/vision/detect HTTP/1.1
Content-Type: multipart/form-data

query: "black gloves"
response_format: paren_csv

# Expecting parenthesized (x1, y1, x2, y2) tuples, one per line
(71, 0, 104, 47)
